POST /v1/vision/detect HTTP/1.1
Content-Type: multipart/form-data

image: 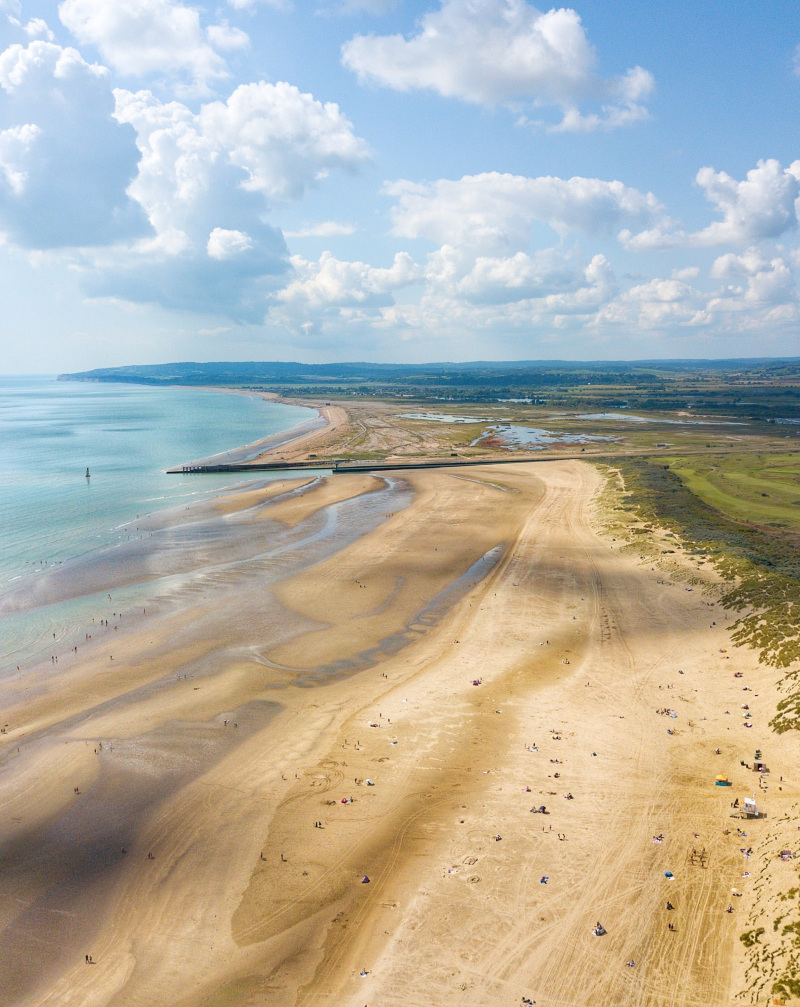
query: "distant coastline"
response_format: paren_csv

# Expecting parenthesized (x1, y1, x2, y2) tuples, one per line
(57, 353, 800, 389)
(58, 357, 800, 424)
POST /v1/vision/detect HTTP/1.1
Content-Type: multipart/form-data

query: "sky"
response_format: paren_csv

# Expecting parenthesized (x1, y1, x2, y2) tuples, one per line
(1, 0, 800, 371)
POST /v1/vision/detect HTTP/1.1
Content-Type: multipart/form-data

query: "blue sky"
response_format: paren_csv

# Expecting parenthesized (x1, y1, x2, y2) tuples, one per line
(1, 0, 799, 370)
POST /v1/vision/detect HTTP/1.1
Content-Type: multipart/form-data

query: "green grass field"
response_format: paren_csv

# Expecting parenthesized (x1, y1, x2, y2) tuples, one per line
(662, 453, 800, 532)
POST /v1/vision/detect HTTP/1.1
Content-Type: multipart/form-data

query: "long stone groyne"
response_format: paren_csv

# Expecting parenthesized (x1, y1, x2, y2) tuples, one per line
(167, 443, 800, 477)
(168, 452, 608, 475)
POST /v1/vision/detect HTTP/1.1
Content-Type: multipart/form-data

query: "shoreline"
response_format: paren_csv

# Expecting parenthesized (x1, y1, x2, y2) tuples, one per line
(0, 459, 793, 1006)
(177, 392, 326, 467)
(165, 386, 347, 470)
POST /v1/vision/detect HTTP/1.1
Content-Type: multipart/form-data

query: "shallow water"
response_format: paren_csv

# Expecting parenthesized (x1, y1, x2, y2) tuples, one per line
(0, 377, 315, 669)
(0, 470, 415, 683)
(473, 424, 617, 449)
(399, 412, 493, 423)
(573, 412, 738, 425)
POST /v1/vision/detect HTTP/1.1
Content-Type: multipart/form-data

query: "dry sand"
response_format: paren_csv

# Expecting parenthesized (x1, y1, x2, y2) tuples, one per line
(246, 405, 349, 465)
(0, 461, 794, 1007)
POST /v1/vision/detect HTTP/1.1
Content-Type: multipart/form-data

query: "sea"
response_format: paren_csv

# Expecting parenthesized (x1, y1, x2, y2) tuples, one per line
(0, 375, 317, 670)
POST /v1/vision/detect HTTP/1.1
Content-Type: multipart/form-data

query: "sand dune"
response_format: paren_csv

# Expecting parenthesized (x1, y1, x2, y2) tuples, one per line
(0, 461, 793, 1006)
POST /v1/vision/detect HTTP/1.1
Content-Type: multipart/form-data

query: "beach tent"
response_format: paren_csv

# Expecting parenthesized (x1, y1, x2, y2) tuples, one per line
(715, 775, 731, 786)
(742, 796, 759, 817)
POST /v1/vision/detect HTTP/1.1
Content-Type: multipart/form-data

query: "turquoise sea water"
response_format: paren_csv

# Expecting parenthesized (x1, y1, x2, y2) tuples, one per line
(0, 375, 314, 605)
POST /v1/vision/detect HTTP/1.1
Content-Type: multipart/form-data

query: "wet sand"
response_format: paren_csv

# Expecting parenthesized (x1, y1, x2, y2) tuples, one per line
(0, 462, 793, 1006)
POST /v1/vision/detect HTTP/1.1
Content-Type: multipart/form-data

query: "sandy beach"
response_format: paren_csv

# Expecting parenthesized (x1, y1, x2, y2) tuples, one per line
(0, 460, 794, 1007)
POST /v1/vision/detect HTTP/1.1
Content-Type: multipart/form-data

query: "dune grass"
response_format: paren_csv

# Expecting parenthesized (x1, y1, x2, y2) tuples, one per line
(612, 457, 800, 732)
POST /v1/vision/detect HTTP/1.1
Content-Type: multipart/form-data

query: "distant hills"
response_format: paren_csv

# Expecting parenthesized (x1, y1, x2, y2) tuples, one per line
(59, 356, 800, 385)
(58, 358, 800, 417)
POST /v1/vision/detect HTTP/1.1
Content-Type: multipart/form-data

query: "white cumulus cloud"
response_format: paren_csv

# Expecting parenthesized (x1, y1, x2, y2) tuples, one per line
(541, 253, 616, 314)
(6, 16, 55, 39)
(0, 121, 40, 194)
(625, 277, 697, 304)
(58, 0, 233, 93)
(590, 273, 705, 331)
(198, 81, 370, 200)
(342, 0, 653, 131)
(0, 41, 147, 247)
(594, 252, 800, 337)
(424, 244, 582, 304)
(71, 80, 370, 318)
(268, 243, 622, 340)
(207, 227, 253, 258)
(277, 249, 421, 311)
(206, 21, 250, 51)
(622, 159, 800, 249)
(114, 81, 369, 241)
(710, 250, 796, 308)
(386, 171, 665, 251)
(362, 252, 618, 343)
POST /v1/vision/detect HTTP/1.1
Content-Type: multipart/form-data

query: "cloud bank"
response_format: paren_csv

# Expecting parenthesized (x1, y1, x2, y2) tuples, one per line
(1, 3, 799, 360)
